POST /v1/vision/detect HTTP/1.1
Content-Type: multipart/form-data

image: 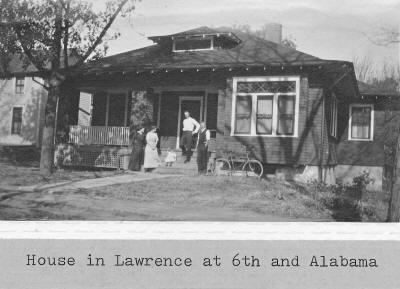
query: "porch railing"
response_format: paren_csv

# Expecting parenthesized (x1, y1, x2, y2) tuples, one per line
(68, 125, 130, 146)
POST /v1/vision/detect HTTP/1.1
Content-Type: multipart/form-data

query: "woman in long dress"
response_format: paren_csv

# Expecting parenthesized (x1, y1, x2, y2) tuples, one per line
(143, 126, 160, 172)
(128, 127, 145, 171)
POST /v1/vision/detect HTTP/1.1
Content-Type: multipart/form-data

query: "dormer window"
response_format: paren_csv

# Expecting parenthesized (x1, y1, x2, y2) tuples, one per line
(173, 36, 214, 52)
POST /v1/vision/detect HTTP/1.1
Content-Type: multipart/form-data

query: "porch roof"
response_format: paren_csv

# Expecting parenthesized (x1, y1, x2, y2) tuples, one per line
(77, 26, 350, 75)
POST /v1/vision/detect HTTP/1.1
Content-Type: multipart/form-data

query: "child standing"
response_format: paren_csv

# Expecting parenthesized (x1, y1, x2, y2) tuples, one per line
(164, 148, 177, 167)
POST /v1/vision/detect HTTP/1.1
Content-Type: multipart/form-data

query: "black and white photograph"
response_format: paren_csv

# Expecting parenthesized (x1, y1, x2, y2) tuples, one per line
(0, 0, 399, 222)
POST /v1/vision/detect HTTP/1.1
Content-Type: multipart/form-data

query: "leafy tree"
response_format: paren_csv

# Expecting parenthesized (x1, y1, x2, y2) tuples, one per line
(0, 0, 136, 174)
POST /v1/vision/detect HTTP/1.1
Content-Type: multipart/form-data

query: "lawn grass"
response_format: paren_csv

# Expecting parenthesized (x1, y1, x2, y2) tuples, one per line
(82, 175, 388, 221)
(0, 162, 123, 187)
(0, 161, 389, 221)
(79, 176, 332, 221)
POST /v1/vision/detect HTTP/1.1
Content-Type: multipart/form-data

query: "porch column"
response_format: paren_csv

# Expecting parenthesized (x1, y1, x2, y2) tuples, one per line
(129, 90, 154, 140)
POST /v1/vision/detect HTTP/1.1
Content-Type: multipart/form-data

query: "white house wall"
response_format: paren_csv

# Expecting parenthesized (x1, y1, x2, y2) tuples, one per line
(0, 76, 47, 146)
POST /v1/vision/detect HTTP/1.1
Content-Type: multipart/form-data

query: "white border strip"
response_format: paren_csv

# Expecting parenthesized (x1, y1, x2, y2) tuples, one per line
(0, 222, 399, 240)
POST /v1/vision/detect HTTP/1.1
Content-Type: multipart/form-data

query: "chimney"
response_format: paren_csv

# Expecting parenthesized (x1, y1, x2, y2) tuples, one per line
(262, 23, 282, 44)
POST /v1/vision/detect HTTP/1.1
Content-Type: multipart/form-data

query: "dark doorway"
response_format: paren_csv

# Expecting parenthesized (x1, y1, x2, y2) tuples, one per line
(177, 97, 203, 148)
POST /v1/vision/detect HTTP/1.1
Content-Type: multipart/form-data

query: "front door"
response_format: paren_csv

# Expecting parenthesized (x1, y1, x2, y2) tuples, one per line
(177, 96, 203, 148)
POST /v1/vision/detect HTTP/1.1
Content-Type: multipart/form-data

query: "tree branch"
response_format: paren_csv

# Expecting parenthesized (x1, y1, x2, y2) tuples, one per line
(63, 2, 70, 69)
(73, 0, 129, 67)
(14, 28, 48, 74)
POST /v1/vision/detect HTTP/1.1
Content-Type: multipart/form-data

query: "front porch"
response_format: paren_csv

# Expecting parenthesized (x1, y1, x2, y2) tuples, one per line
(59, 86, 219, 169)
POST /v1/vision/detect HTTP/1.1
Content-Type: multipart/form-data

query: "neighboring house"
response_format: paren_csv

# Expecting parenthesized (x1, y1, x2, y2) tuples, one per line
(0, 54, 47, 147)
(335, 81, 400, 189)
(59, 25, 400, 188)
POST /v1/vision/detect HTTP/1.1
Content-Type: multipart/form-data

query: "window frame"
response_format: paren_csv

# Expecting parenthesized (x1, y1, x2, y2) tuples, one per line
(231, 76, 300, 137)
(172, 36, 214, 52)
(348, 103, 374, 141)
(11, 106, 23, 135)
(15, 76, 25, 94)
(330, 93, 338, 138)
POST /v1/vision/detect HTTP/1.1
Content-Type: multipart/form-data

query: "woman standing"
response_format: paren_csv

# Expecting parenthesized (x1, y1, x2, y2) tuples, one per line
(128, 127, 145, 171)
(143, 126, 160, 172)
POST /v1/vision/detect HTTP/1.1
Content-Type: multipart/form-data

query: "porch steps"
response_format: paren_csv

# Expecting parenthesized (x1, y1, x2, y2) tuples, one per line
(154, 150, 199, 175)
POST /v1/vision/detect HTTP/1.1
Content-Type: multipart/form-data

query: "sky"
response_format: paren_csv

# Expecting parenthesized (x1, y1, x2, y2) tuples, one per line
(94, 0, 399, 68)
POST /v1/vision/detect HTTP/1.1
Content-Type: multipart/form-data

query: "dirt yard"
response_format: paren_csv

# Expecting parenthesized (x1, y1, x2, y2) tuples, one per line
(0, 162, 389, 221)
(0, 163, 123, 187)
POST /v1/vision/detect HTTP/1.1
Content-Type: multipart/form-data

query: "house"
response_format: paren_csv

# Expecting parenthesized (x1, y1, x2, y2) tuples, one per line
(0, 54, 48, 147)
(59, 26, 390, 185)
(335, 81, 400, 189)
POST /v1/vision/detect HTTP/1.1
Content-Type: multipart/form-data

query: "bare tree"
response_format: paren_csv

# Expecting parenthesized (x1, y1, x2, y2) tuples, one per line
(353, 52, 400, 221)
(0, 0, 137, 174)
(352, 55, 375, 83)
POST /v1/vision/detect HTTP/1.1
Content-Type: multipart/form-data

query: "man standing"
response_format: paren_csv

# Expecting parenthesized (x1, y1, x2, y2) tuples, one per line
(180, 111, 200, 163)
(197, 122, 210, 174)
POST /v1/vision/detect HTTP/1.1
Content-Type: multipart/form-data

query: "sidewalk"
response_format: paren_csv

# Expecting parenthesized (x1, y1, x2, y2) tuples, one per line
(1, 172, 180, 194)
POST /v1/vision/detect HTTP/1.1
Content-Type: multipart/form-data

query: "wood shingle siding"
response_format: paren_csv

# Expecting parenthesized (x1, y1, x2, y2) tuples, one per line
(336, 97, 400, 167)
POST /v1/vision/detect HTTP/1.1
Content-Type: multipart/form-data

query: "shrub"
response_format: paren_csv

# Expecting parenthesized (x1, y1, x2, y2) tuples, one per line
(306, 172, 375, 221)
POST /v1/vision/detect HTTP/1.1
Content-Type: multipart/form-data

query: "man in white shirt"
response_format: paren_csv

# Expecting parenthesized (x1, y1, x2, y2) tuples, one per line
(196, 121, 210, 174)
(180, 111, 200, 163)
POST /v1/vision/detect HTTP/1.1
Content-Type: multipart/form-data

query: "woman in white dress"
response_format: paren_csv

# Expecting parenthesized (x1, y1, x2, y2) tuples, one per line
(143, 126, 160, 172)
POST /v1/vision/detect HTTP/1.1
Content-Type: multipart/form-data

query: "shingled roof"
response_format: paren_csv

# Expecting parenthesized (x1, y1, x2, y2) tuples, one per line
(80, 26, 347, 75)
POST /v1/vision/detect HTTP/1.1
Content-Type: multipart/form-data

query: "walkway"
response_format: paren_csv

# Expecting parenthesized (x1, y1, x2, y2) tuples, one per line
(1, 172, 180, 194)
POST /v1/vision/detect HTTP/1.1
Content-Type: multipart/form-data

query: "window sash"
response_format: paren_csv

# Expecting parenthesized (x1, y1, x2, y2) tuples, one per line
(234, 95, 252, 134)
(15, 77, 24, 94)
(234, 92, 296, 136)
(173, 37, 214, 52)
(277, 94, 295, 135)
(11, 107, 22, 135)
(256, 95, 273, 134)
(350, 106, 372, 140)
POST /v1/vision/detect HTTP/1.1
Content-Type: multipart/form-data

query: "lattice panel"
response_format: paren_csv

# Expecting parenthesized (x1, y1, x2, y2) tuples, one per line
(56, 144, 128, 169)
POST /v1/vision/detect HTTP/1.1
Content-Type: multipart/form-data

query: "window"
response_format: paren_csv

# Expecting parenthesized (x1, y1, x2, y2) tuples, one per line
(348, 104, 374, 141)
(277, 94, 295, 135)
(15, 77, 25, 94)
(231, 76, 300, 137)
(173, 37, 213, 52)
(235, 95, 252, 134)
(256, 95, 273, 134)
(11, 107, 22, 135)
(330, 93, 338, 137)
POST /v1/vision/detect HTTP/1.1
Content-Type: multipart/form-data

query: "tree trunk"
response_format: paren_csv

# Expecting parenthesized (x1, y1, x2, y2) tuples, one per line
(39, 81, 60, 175)
(387, 134, 400, 222)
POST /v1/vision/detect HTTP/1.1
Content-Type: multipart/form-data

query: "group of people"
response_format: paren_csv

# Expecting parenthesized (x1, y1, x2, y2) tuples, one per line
(128, 111, 210, 175)
(128, 125, 160, 172)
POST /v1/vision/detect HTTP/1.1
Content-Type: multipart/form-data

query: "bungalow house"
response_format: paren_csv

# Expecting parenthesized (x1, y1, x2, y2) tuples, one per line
(57, 26, 398, 188)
